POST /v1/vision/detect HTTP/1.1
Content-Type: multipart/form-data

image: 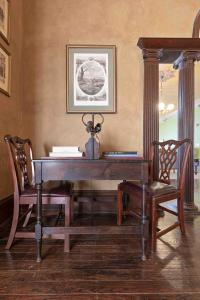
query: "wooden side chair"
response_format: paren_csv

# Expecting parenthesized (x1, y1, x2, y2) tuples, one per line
(117, 139, 191, 252)
(4, 135, 73, 252)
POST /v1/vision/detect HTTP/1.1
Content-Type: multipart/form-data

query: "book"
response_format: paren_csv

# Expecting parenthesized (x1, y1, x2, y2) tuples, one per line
(52, 146, 80, 153)
(103, 151, 138, 157)
(104, 156, 143, 160)
(49, 152, 83, 157)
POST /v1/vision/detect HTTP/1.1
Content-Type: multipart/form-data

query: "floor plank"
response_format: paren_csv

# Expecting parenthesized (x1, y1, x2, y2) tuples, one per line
(1, 213, 200, 299)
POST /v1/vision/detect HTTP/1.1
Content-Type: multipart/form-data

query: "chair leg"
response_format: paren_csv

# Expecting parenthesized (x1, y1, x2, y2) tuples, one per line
(58, 204, 63, 218)
(70, 195, 74, 224)
(5, 197, 20, 250)
(117, 189, 123, 225)
(64, 197, 71, 252)
(151, 199, 157, 252)
(177, 196, 185, 234)
(22, 204, 34, 227)
(123, 192, 130, 220)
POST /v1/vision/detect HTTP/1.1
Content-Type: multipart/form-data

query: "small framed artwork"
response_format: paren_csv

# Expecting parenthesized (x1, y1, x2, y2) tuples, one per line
(0, 0, 10, 44)
(0, 43, 11, 96)
(66, 45, 116, 113)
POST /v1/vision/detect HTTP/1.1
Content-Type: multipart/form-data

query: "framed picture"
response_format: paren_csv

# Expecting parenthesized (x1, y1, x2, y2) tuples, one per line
(66, 45, 116, 113)
(0, 0, 10, 44)
(0, 43, 11, 96)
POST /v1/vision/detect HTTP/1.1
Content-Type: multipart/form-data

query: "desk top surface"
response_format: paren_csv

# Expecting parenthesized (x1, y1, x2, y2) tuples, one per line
(33, 157, 149, 182)
(33, 157, 149, 163)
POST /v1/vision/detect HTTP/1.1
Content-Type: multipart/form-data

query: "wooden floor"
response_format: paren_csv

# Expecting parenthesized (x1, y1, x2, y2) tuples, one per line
(1, 212, 200, 300)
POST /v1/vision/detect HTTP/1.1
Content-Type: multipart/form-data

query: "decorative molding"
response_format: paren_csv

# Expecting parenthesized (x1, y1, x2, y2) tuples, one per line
(192, 9, 200, 38)
(174, 51, 200, 70)
(142, 49, 163, 61)
(184, 202, 199, 214)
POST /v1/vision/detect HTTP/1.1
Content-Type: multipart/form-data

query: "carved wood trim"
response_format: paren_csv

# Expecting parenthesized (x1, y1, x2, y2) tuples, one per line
(192, 9, 200, 38)
(174, 51, 200, 69)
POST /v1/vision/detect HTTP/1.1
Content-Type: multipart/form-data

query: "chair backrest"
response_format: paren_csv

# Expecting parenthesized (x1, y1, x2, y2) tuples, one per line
(4, 135, 35, 196)
(149, 139, 191, 190)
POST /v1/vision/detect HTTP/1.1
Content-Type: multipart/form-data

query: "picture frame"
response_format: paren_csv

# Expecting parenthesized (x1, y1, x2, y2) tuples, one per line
(0, 0, 10, 44)
(66, 45, 116, 113)
(0, 43, 11, 96)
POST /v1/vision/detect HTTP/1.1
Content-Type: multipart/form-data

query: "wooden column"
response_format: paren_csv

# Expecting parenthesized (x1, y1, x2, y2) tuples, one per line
(174, 51, 200, 210)
(143, 49, 162, 177)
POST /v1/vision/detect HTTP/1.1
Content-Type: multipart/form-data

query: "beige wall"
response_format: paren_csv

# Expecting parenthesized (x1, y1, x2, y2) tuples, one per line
(0, 0, 23, 199)
(1, 0, 200, 197)
(21, 0, 200, 190)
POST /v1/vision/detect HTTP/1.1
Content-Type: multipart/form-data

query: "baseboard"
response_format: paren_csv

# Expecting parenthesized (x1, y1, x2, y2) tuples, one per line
(0, 195, 13, 226)
(0, 195, 13, 238)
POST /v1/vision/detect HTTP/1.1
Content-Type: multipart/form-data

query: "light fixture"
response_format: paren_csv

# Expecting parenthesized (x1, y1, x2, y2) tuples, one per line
(159, 102, 175, 114)
(159, 69, 175, 115)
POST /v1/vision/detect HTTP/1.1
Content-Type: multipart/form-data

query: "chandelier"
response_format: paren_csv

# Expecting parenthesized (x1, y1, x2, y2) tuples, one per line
(159, 102, 175, 114)
(159, 69, 175, 115)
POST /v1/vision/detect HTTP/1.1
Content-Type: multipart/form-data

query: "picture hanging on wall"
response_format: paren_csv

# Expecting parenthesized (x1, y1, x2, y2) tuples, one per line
(66, 45, 116, 113)
(0, 0, 10, 44)
(0, 43, 11, 96)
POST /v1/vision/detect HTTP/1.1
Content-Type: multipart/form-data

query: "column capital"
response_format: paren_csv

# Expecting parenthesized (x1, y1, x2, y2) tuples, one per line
(174, 50, 200, 69)
(142, 49, 163, 62)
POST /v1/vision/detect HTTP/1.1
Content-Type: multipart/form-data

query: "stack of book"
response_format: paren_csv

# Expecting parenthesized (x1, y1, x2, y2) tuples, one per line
(103, 151, 139, 158)
(49, 146, 83, 158)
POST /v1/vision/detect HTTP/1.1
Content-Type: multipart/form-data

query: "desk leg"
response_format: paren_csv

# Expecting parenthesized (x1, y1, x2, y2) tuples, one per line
(35, 183, 42, 262)
(141, 183, 148, 261)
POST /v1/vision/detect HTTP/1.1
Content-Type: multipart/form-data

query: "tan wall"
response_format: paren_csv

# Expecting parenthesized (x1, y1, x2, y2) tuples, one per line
(21, 0, 200, 190)
(0, 0, 23, 199)
(1, 0, 198, 195)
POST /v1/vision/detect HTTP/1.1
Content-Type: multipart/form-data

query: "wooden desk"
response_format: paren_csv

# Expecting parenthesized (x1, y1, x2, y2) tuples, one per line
(33, 158, 149, 262)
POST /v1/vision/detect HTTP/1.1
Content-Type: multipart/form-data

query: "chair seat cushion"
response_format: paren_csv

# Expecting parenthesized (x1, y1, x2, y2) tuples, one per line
(148, 181, 177, 196)
(119, 180, 177, 196)
(21, 181, 73, 197)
